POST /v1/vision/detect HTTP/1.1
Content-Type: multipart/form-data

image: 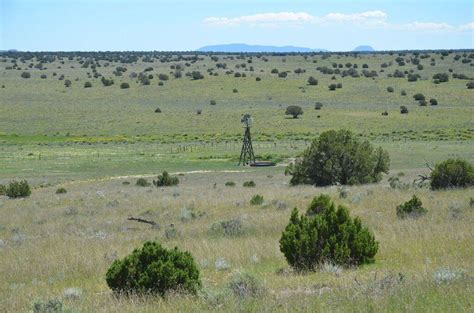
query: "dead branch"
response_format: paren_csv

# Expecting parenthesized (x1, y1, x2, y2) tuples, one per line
(127, 216, 157, 226)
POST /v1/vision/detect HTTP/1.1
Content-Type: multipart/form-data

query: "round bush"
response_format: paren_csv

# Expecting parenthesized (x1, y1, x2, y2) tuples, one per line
(279, 195, 378, 270)
(396, 195, 427, 218)
(155, 107, 161, 113)
(286, 130, 389, 186)
(314, 102, 323, 110)
(307, 76, 318, 86)
(387, 86, 394, 93)
(400, 106, 409, 114)
(430, 159, 473, 190)
(56, 187, 67, 194)
(84, 81, 92, 88)
(120, 82, 130, 89)
(106, 241, 201, 296)
(136, 178, 150, 187)
(429, 98, 438, 106)
(413, 93, 425, 101)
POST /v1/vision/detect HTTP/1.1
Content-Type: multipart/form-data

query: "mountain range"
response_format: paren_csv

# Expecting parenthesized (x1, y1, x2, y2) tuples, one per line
(197, 43, 374, 53)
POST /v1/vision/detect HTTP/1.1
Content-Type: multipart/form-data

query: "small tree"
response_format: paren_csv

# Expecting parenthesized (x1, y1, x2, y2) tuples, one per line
(430, 159, 473, 190)
(328, 84, 337, 91)
(387, 86, 394, 93)
(429, 98, 438, 106)
(286, 130, 389, 186)
(279, 195, 378, 270)
(307, 76, 318, 86)
(106, 241, 201, 296)
(285, 105, 303, 119)
(400, 106, 409, 114)
(396, 195, 427, 218)
(153, 171, 179, 187)
(120, 82, 130, 89)
(84, 81, 92, 88)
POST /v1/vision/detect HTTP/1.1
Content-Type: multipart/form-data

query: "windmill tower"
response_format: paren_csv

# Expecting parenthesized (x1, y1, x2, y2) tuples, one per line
(238, 114, 255, 165)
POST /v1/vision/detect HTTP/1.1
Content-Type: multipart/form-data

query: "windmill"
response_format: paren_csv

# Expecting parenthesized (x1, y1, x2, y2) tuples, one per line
(238, 114, 255, 165)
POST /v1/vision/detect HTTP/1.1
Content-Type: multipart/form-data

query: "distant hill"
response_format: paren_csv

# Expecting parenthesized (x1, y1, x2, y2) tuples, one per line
(197, 43, 327, 53)
(353, 45, 375, 52)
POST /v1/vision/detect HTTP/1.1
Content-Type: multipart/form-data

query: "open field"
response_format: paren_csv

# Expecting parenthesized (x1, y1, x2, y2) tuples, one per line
(0, 50, 473, 312)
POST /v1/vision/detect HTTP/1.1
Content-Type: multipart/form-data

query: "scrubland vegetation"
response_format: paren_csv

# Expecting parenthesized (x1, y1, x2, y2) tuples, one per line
(0, 49, 473, 312)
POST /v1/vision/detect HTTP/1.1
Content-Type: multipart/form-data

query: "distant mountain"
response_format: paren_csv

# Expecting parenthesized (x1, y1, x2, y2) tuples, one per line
(353, 45, 375, 52)
(197, 43, 327, 53)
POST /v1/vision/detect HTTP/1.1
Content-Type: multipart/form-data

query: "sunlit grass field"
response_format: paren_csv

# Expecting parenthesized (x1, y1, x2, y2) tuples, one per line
(0, 51, 473, 312)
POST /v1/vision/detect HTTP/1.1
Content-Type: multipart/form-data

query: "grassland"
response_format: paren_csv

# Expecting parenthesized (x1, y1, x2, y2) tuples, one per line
(0, 50, 473, 312)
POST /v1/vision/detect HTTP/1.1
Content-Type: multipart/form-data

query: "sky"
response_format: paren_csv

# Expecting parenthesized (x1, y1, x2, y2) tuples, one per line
(1, 0, 473, 51)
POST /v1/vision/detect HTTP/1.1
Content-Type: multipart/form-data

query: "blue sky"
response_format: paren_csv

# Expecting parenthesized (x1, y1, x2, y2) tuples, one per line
(1, 0, 473, 51)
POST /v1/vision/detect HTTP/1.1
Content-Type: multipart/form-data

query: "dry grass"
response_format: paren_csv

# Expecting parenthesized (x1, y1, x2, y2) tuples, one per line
(0, 170, 472, 312)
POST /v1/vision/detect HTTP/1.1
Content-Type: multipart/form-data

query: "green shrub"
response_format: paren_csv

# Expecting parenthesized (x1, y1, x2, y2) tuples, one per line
(136, 178, 150, 187)
(191, 71, 204, 80)
(106, 241, 201, 296)
(400, 106, 408, 114)
(413, 93, 425, 101)
(466, 81, 474, 89)
(429, 98, 438, 106)
(0, 184, 5, 195)
(120, 82, 130, 89)
(306, 194, 332, 216)
(307, 76, 318, 86)
(279, 195, 378, 270)
(328, 83, 337, 91)
(224, 181, 236, 187)
(430, 159, 473, 190)
(153, 171, 179, 187)
(5, 180, 31, 198)
(55, 187, 67, 194)
(387, 86, 394, 93)
(32, 299, 64, 313)
(432, 73, 449, 83)
(285, 105, 303, 118)
(210, 100, 216, 105)
(250, 194, 264, 205)
(243, 181, 256, 187)
(419, 100, 427, 106)
(21, 71, 31, 79)
(396, 195, 427, 218)
(84, 81, 92, 88)
(286, 130, 389, 186)
(314, 102, 323, 110)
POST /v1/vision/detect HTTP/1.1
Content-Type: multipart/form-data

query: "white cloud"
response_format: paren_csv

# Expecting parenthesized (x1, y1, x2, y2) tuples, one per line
(203, 11, 473, 33)
(203, 12, 314, 27)
(318, 10, 387, 24)
(459, 22, 474, 31)
(400, 22, 455, 31)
